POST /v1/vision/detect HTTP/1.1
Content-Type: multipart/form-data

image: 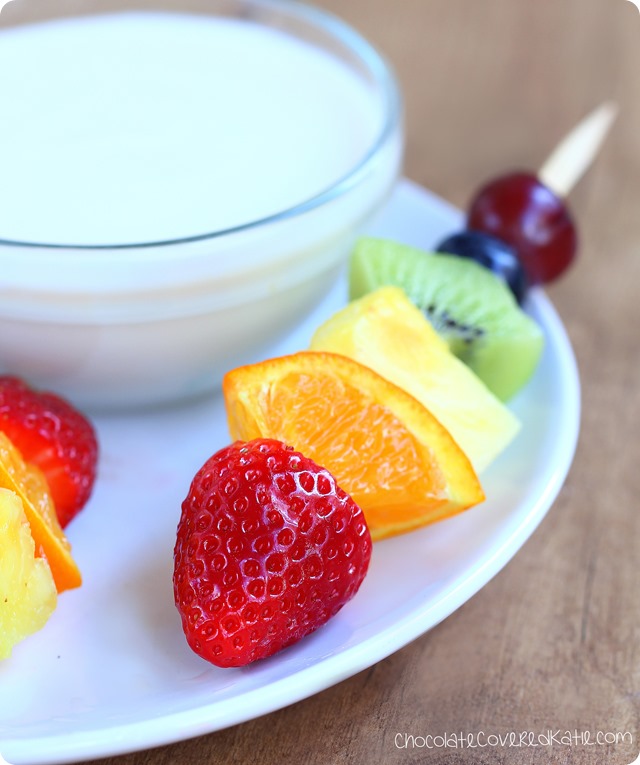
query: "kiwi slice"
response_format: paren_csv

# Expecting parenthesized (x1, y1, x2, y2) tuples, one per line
(349, 238, 544, 401)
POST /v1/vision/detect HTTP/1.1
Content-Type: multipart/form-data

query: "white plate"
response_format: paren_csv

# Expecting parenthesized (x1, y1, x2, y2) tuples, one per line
(0, 179, 580, 765)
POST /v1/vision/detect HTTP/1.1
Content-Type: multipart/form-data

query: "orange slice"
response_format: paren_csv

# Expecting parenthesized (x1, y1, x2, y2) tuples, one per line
(223, 352, 484, 540)
(0, 433, 81, 592)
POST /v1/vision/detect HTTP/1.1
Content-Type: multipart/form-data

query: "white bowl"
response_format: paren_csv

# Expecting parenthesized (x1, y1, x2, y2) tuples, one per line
(0, 0, 403, 409)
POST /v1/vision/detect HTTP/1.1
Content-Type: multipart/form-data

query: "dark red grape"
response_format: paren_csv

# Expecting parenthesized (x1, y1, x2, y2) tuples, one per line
(467, 172, 577, 284)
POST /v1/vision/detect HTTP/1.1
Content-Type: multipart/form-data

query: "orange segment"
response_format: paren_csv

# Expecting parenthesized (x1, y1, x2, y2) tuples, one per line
(0, 433, 81, 592)
(223, 352, 484, 540)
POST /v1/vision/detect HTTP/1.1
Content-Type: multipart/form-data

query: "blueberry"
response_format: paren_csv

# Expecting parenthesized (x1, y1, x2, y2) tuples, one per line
(435, 231, 528, 304)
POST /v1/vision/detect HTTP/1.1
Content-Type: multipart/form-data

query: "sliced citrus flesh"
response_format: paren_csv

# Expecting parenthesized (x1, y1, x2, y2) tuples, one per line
(0, 488, 57, 659)
(311, 287, 520, 474)
(223, 351, 484, 540)
(0, 433, 81, 592)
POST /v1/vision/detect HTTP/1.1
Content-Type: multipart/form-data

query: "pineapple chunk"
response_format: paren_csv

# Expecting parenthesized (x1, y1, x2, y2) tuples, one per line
(0, 488, 57, 659)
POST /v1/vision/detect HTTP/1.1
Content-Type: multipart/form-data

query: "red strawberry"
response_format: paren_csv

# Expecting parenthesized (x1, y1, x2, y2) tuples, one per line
(0, 376, 98, 528)
(173, 438, 372, 668)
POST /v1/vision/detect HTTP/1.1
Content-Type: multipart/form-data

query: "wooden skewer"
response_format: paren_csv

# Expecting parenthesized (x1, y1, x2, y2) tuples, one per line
(538, 102, 618, 198)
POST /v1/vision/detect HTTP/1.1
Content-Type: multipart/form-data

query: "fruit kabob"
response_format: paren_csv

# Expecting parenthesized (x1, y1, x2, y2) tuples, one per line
(173, 104, 617, 668)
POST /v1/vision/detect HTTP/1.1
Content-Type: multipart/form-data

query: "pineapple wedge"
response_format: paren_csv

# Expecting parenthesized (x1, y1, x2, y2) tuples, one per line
(311, 286, 520, 474)
(0, 488, 57, 659)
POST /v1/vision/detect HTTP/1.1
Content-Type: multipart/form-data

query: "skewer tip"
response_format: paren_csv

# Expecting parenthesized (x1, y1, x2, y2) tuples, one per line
(539, 101, 618, 197)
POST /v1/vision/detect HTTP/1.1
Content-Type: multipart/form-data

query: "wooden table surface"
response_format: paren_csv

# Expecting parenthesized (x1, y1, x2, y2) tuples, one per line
(11, 1, 640, 763)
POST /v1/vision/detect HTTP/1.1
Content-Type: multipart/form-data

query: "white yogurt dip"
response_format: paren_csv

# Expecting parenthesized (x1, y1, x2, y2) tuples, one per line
(0, 11, 382, 245)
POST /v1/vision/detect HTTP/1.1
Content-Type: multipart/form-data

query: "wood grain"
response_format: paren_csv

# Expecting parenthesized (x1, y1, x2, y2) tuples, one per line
(8, 1, 639, 763)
